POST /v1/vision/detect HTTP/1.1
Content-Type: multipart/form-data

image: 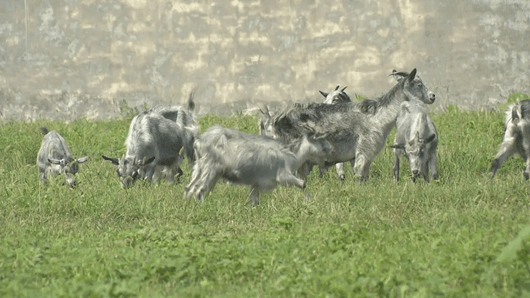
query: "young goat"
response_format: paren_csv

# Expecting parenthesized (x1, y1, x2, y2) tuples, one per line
(490, 99, 530, 180)
(185, 125, 333, 205)
(391, 102, 439, 182)
(37, 127, 88, 187)
(263, 69, 436, 182)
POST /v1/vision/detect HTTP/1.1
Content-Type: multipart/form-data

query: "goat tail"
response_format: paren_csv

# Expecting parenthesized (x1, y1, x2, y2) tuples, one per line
(188, 87, 197, 112)
(40, 126, 49, 135)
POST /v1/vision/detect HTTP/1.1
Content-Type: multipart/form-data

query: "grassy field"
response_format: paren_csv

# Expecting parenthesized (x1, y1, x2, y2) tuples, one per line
(1, 102, 530, 297)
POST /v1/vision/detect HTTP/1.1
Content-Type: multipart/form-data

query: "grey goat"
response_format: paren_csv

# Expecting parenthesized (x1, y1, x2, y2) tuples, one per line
(490, 99, 530, 180)
(319, 85, 354, 182)
(148, 89, 198, 130)
(102, 93, 197, 188)
(185, 125, 333, 205)
(263, 69, 436, 182)
(391, 102, 439, 182)
(259, 85, 353, 181)
(37, 127, 88, 187)
(320, 85, 351, 104)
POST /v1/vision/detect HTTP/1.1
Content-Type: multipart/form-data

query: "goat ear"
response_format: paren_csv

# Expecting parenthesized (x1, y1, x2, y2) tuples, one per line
(48, 158, 63, 165)
(259, 105, 270, 117)
(408, 68, 417, 82)
(340, 86, 347, 92)
(76, 156, 89, 164)
(334, 85, 340, 91)
(102, 155, 119, 165)
(319, 90, 328, 98)
(142, 156, 155, 165)
(425, 134, 436, 144)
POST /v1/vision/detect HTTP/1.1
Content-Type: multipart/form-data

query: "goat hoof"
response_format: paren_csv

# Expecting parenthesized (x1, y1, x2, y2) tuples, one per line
(490, 159, 500, 173)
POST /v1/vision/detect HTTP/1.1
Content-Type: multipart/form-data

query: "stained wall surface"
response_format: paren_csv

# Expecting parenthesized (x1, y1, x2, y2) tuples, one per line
(0, 0, 529, 121)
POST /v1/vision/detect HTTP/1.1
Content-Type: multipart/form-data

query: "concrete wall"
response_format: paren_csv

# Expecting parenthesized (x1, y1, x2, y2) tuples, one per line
(0, 0, 529, 121)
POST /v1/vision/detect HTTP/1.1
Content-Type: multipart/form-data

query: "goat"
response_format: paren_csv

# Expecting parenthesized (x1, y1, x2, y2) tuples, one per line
(148, 89, 198, 130)
(263, 68, 436, 182)
(391, 102, 439, 182)
(490, 99, 530, 180)
(320, 85, 351, 104)
(318, 85, 355, 183)
(102, 91, 198, 188)
(259, 86, 353, 181)
(185, 125, 333, 205)
(102, 112, 192, 188)
(147, 90, 199, 167)
(37, 127, 88, 187)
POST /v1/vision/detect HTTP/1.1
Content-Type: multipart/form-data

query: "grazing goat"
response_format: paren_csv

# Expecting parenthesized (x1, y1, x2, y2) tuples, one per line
(185, 125, 333, 205)
(37, 127, 88, 187)
(263, 69, 436, 182)
(147, 91, 199, 167)
(102, 93, 197, 188)
(490, 99, 530, 180)
(391, 102, 439, 182)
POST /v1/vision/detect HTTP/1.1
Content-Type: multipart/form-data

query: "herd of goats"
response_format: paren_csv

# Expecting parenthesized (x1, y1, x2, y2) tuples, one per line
(36, 68, 530, 204)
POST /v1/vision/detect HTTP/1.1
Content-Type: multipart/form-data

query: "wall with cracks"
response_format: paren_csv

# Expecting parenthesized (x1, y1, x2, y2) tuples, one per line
(0, 0, 529, 121)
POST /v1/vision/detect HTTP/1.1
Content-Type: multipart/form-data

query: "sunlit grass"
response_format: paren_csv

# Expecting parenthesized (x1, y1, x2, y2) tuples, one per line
(0, 106, 529, 297)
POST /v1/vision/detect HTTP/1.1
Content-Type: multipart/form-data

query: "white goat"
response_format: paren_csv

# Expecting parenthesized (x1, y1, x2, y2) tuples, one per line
(391, 102, 439, 182)
(185, 125, 333, 205)
(490, 99, 530, 180)
(102, 112, 190, 188)
(37, 127, 88, 187)
(102, 92, 198, 188)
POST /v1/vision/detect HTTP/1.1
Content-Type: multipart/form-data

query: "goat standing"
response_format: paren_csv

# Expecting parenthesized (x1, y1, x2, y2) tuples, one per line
(319, 85, 354, 182)
(263, 69, 436, 182)
(391, 102, 439, 182)
(490, 99, 530, 180)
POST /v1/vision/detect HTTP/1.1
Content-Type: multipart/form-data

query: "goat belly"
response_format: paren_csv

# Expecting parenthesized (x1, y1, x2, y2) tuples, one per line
(222, 170, 241, 183)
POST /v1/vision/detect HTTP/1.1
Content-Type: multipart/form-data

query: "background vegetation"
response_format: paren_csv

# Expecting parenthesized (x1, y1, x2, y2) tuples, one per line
(1, 97, 529, 297)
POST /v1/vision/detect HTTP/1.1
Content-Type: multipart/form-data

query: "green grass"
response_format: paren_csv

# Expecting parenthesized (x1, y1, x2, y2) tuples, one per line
(1, 107, 530, 297)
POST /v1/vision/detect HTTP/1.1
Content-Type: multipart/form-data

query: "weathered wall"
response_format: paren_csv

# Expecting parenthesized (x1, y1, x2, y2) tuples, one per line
(0, 0, 529, 121)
